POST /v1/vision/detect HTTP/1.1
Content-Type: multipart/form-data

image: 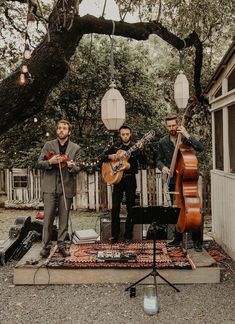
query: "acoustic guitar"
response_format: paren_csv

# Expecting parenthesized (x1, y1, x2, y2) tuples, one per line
(102, 130, 155, 184)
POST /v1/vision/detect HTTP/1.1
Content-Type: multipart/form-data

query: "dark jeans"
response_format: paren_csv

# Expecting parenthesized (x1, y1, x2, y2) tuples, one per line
(175, 229, 202, 243)
(111, 174, 137, 240)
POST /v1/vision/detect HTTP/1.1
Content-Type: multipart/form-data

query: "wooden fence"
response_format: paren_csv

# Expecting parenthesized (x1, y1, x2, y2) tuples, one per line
(0, 168, 211, 215)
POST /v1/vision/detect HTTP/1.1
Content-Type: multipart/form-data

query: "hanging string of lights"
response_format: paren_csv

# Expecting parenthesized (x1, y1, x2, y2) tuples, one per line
(18, 1, 37, 86)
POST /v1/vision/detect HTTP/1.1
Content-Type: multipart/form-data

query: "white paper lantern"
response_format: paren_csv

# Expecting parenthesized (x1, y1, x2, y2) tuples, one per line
(101, 82, 126, 130)
(174, 70, 189, 109)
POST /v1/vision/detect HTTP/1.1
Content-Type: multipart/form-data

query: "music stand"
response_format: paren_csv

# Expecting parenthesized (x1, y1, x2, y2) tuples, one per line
(125, 206, 180, 293)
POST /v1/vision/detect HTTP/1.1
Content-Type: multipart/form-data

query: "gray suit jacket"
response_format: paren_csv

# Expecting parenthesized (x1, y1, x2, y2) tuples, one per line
(37, 139, 81, 198)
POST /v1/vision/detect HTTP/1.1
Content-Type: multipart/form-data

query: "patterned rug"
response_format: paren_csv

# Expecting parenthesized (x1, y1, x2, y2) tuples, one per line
(47, 241, 195, 270)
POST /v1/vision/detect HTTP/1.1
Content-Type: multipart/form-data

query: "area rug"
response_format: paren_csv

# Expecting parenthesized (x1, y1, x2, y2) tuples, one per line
(47, 241, 195, 270)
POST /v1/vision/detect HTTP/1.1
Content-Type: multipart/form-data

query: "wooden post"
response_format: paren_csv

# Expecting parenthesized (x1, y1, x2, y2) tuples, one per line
(95, 171, 99, 212)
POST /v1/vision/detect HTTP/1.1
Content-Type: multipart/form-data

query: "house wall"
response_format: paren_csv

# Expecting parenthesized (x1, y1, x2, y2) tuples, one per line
(208, 47, 235, 259)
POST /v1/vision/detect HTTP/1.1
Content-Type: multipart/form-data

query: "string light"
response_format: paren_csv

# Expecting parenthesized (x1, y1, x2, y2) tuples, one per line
(21, 65, 28, 73)
(24, 44, 31, 60)
(46, 132, 50, 137)
(27, 12, 36, 33)
(18, 73, 26, 85)
(33, 117, 38, 123)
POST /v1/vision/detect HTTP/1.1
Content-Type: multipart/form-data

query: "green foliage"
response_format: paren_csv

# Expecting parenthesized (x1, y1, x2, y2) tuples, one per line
(2, 0, 233, 174)
(0, 35, 165, 169)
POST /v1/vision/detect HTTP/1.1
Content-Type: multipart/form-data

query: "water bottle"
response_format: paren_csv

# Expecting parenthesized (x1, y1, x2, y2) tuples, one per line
(143, 285, 159, 315)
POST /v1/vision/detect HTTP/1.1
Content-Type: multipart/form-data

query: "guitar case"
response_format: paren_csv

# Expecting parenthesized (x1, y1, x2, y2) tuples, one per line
(0, 216, 69, 265)
(0, 216, 31, 265)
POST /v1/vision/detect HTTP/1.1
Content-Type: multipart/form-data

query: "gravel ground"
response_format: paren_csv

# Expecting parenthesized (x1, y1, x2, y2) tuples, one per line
(0, 209, 235, 324)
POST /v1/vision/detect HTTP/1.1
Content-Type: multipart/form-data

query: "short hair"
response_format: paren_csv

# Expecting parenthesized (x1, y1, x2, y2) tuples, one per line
(119, 125, 132, 132)
(165, 115, 178, 123)
(57, 120, 72, 132)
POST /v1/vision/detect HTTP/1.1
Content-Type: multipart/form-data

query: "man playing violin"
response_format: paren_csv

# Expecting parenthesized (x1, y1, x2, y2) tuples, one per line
(37, 120, 81, 258)
(156, 115, 204, 252)
(103, 125, 146, 244)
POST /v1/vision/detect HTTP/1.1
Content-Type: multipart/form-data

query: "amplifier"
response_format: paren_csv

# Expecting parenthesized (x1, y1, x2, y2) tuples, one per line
(100, 215, 142, 241)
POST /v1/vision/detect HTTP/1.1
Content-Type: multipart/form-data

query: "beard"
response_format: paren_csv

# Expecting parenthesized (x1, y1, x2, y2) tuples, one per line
(169, 130, 177, 136)
(58, 132, 69, 140)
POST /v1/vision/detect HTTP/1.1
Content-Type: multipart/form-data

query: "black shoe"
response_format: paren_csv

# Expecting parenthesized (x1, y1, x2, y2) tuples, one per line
(58, 246, 71, 257)
(109, 237, 118, 244)
(124, 239, 132, 244)
(40, 246, 51, 258)
(193, 241, 202, 252)
(167, 238, 182, 247)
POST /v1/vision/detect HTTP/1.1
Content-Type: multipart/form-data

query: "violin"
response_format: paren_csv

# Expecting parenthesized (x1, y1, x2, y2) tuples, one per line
(44, 152, 69, 169)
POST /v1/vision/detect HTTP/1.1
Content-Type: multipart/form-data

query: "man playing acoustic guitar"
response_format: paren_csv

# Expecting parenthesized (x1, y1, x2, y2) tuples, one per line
(103, 125, 146, 244)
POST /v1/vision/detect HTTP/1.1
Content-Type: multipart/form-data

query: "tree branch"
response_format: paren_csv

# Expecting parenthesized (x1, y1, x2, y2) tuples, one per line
(0, 3, 204, 135)
(5, 0, 27, 3)
(4, 7, 24, 33)
(72, 15, 203, 94)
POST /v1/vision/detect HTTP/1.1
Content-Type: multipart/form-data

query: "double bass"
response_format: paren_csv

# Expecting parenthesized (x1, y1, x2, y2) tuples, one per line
(165, 100, 202, 233)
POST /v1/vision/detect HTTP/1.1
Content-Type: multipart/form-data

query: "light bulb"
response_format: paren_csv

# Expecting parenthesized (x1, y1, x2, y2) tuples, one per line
(24, 49, 31, 60)
(33, 117, 38, 123)
(27, 20, 36, 33)
(22, 65, 28, 73)
(46, 132, 50, 137)
(18, 73, 26, 85)
(27, 13, 36, 33)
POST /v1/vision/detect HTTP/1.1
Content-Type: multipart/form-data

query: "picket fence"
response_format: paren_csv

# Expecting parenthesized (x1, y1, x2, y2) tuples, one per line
(0, 168, 211, 214)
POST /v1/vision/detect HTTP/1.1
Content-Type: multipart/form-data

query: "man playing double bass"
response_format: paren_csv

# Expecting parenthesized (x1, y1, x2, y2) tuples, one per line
(103, 125, 146, 244)
(156, 115, 204, 252)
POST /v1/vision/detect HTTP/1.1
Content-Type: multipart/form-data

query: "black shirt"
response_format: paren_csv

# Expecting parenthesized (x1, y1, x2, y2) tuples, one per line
(156, 134, 204, 171)
(58, 139, 68, 155)
(103, 142, 146, 174)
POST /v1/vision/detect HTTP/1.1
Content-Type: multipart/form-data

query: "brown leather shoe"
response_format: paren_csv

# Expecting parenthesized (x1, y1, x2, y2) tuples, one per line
(40, 246, 51, 258)
(58, 246, 71, 257)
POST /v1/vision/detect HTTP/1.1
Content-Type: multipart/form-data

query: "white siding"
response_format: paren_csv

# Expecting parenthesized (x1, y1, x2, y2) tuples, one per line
(211, 170, 235, 259)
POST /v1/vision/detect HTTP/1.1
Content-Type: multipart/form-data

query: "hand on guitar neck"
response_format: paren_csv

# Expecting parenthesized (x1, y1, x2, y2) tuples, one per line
(176, 125, 190, 139)
(162, 166, 173, 176)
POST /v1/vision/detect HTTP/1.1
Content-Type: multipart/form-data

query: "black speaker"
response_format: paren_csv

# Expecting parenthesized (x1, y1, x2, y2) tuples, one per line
(100, 215, 142, 241)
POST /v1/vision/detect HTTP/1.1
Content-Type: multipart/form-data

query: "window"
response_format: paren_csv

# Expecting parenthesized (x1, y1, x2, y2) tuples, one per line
(214, 86, 222, 98)
(13, 175, 28, 188)
(228, 68, 235, 92)
(228, 105, 235, 173)
(214, 110, 224, 170)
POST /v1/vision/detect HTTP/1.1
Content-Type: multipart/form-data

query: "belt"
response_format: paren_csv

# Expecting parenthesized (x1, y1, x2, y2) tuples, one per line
(123, 173, 135, 177)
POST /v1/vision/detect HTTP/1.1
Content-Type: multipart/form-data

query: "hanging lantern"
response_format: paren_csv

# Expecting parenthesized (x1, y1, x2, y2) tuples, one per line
(101, 21, 126, 131)
(174, 70, 189, 109)
(101, 81, 125, 130)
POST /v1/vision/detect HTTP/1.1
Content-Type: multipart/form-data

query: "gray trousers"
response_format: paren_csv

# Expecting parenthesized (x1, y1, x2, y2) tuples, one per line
(42, 193, 72, 247)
